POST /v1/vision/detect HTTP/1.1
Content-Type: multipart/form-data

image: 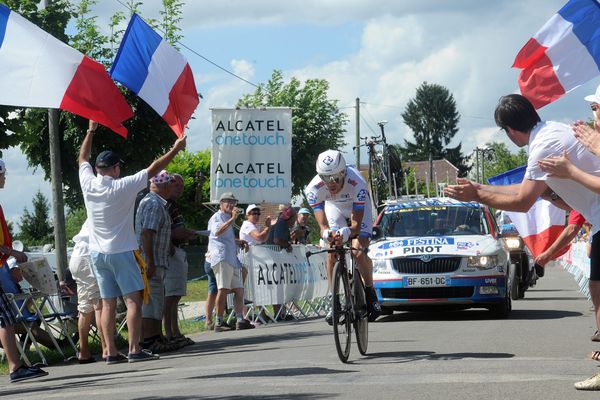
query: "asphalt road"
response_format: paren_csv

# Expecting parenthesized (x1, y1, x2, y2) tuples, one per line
(2, 264, 600, 400)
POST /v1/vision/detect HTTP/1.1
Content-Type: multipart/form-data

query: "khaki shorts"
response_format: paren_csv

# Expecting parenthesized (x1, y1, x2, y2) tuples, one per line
(165, 247, 188, 297)
(141, 266, 166, 320)
(212, 261, 243, 290)
(68, 255, 101, 314)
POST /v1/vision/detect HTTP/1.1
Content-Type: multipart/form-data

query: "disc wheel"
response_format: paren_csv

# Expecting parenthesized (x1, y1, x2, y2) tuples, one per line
(332, 261, 352, 363)
(353, 269, 369, 355)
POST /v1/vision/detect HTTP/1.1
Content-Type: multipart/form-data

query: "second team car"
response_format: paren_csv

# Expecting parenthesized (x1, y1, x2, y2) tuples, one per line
(371, 197, 513, 317)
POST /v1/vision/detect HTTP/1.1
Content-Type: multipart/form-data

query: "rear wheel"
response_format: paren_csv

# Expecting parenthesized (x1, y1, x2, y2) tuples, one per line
(332, 261, 352, 363)
(353, 269, 369, 355)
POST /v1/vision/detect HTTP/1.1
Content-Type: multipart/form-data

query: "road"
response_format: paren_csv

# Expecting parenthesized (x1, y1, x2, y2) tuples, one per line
(2, 263, 600, 399)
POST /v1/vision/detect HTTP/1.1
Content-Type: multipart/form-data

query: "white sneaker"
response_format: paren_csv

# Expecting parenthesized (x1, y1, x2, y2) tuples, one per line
(575, 373, 600, 390)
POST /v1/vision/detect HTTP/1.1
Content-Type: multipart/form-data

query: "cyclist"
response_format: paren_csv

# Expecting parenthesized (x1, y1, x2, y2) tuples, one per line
(305, 149, 381, 323)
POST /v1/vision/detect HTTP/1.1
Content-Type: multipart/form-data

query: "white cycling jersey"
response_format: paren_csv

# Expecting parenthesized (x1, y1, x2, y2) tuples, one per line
(305, 166, 373, 237)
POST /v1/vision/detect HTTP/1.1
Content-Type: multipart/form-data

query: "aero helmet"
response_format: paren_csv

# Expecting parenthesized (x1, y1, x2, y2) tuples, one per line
(316, 150, 346, 176)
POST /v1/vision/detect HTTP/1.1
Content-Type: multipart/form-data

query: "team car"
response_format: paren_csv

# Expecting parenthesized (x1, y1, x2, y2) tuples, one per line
(371, 197, 513, 317)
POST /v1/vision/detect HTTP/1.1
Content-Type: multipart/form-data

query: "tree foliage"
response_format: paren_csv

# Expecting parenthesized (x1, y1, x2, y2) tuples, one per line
(480, 142, 528, 182)
(166, 150, 212, 231)
(399, 82, 469, 177)
(17, 190, 54, 246)
(237, 70, 347, 197)
(1, 0, 189, 210)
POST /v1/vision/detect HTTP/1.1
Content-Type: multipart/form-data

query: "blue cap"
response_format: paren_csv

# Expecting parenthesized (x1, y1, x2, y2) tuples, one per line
(298, 208, 311, 215)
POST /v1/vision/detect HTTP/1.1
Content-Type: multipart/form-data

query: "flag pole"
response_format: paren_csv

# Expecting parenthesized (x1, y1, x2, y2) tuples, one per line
(44, 0, 67, 282)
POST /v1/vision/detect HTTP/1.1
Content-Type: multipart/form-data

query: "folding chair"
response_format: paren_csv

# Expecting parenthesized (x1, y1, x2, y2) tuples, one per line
(17, 258, 79, 362)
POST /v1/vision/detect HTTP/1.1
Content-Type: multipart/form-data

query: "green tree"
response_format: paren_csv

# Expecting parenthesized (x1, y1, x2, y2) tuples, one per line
(480, 142, 528, 182)
(167, 150, 212, 231)
(17, 190, 54, 246)
(237, 70, 347, 197)
(4, 0, 189, 210)
(65, 207, 87, 243)
(399, 82, 469, 176)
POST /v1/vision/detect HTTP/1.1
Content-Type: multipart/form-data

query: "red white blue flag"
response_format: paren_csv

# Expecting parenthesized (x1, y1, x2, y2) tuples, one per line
(489, 166, 567, 258)
(110, 14, 199, 138)
(0, 4, 134, 137)
(513, 0, 600, 109)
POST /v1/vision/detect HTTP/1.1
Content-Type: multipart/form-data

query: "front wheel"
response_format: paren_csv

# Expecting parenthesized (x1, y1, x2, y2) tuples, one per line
(332, 261, 352, 363)
(353, 269, 369, 355)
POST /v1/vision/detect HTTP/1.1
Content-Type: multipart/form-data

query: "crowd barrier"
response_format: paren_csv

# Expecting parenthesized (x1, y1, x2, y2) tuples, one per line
(228, 244, 330, 322)
(557, 241, 591, 299)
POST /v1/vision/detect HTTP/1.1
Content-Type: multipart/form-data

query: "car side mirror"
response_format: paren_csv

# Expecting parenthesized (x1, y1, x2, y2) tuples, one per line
(372, 226, 383, 240)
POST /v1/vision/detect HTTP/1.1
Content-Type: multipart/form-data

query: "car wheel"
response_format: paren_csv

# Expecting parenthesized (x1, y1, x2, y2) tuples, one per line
(489, 272, 512, 318)
(510, 263, 520, 301)
(380, 307, 393, 316)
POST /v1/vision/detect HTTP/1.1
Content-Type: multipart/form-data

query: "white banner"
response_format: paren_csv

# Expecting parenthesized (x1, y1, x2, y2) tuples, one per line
(242, 244, 329, 306)
(210, 108, 292, 203)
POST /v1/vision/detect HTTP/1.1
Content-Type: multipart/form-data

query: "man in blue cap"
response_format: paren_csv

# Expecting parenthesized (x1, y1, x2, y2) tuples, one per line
(78, 120, 186, 364)
(291, 208, 312, 244)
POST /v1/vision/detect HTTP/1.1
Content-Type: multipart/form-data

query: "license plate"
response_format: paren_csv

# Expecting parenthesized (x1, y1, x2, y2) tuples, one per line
(405, 276, 447, 287)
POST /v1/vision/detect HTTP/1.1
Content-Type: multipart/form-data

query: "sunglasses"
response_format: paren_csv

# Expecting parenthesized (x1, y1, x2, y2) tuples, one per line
(250, 211, 261, 216)
(592, 104, 599, 111)
(319, 172, 345, 184)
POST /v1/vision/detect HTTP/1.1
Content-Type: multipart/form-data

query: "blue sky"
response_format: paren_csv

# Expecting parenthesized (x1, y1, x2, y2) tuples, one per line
(3, 0, 598, 230)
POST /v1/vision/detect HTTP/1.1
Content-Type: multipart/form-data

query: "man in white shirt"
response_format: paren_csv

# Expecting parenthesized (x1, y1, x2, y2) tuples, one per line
(78, 120, 186, 364)
(444, 94, 600, 390)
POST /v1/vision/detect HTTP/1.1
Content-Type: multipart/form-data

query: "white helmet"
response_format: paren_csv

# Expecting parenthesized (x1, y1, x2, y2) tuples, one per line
(316, 150, 346, 175)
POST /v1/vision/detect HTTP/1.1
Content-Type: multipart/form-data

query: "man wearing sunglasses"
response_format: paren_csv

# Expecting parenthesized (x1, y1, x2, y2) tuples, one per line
(305, 150, 380, 324)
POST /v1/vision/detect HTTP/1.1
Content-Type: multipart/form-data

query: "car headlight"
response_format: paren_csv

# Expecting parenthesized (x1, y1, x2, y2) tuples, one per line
(504, 237, 522, 250)
(373, 259, 390, 273)
(467, 255, 499, 270)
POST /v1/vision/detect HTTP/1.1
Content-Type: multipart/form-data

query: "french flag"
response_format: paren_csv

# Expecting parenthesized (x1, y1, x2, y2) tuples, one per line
(513, 0, 600, 109)
(0, 4, 133, 137)
(488, 166, 567, 259)
(110, 14, 199, 138)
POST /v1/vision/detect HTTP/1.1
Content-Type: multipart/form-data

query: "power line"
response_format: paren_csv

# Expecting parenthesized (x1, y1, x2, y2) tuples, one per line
(113, 0, 260, 89)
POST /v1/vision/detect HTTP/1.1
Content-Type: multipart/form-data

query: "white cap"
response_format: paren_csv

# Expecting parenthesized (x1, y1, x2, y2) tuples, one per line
(584, 84, 600, 103)
(246, 204, 260, 214)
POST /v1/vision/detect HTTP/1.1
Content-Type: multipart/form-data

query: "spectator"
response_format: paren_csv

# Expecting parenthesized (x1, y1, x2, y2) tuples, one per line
(78, 120, 185, 364)
(68, 220, 106, 363)
(136, 170, 178, 353)
(164, 173, 196, 346)
(266, 205, 297, 321)
(239, 204, 272, 323)
(203, 253, 218, 331)
(291, 208, 311, 244)
(535, 211, 586, 268)
(444, 94, 600, 391)
(207, 192, 254, 331)
(0, 158, 47, 382)
(267, 205, 296, 252)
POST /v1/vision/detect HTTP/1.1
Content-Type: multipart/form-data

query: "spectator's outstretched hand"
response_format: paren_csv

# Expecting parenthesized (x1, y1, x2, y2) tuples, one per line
(444, 178, 479, 202)
(538, 151, 574, 179)
(173, 135, 187, 152)
(573, 121, 600, 157)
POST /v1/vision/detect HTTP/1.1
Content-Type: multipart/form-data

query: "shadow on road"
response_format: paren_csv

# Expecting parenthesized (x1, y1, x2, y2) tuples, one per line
(188, 366, 353, 380)
(375, 307, 582, 322)
(0, 368, 166, 398)
(169, 329, 329, 359)
(133, 394, 334, 400)
(357, 350, 514, 365)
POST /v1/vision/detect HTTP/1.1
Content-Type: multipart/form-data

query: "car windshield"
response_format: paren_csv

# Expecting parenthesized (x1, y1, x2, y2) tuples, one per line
(380, 205, 490, 237)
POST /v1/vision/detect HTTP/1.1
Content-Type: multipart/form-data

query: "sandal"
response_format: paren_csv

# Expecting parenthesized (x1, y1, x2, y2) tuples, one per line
(592, 331, 600, 342)
(587, 351, 600, 361)
(173, 336, 195, 346)
(147, 339, 179, 353)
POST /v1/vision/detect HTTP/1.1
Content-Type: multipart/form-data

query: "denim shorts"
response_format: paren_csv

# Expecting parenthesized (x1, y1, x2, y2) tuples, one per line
(90, 251, 144, 298)
(204, 261, 217, 295)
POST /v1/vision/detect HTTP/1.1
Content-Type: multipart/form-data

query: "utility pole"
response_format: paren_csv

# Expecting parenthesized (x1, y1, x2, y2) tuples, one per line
(377, 121, 392, 200)
(355, 98, 360, 167)
(475, 148, 480, 183)
(44, 0, 67, 281)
